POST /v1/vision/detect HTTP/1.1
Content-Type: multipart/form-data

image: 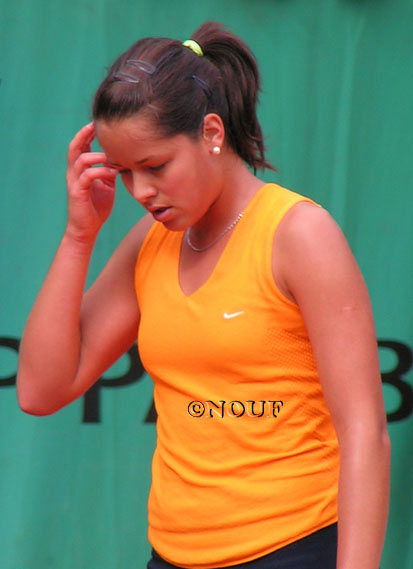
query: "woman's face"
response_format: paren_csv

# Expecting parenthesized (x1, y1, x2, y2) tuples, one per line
(95, 113, 223, 231)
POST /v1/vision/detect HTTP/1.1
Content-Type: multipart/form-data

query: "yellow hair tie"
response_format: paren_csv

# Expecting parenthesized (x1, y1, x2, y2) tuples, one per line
(182, 39, 204, 57)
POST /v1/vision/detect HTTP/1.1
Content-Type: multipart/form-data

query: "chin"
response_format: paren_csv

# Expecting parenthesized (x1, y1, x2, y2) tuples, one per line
(161, 218, 188, 232)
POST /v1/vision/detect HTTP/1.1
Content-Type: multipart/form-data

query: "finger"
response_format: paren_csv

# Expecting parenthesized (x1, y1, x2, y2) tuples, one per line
(94, 179, 117, 193)
(91, 179, 117, 202)
(67, 152, 114, 187)
(91, 181, 117, 221)
(75, 167, 118, 193)
(72, 152, 111, 177)
(67, 123, 96, 166)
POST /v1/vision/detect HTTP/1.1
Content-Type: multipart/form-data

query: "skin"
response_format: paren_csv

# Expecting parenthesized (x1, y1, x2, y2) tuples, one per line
(17, 112, 390, 569)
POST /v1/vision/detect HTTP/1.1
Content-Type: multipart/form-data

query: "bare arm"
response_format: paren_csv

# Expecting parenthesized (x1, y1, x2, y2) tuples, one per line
(17, 123, 153, 414)
(273, 202, 391, 569)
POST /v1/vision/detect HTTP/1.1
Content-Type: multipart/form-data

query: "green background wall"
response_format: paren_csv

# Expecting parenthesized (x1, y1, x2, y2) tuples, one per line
(1, 1, 412, 567)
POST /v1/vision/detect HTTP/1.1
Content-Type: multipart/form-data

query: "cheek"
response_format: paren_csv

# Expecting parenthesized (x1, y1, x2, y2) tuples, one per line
(175, 153, 207, 186)
(162, 164, 192, 197)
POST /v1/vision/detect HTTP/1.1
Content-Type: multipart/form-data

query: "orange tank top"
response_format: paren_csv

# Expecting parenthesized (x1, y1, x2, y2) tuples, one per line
(135, 183, 339, 568)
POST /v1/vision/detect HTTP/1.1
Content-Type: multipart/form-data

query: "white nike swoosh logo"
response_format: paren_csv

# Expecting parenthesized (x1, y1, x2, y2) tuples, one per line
(223, 311, 245, 319)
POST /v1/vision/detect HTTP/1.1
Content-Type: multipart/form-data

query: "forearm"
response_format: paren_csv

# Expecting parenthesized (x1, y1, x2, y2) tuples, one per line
(17, 233, 96, 414)
(336, 429, 391, 569)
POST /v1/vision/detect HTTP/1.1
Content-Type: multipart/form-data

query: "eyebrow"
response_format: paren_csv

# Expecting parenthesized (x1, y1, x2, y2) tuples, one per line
(110, 155, 155, 167)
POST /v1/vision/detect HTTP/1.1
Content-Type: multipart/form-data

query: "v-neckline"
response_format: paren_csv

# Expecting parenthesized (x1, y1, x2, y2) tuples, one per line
(176, 183, 269, 299)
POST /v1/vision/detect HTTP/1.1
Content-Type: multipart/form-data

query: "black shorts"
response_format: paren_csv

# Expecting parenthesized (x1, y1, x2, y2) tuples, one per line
(147, 522, 338, 569)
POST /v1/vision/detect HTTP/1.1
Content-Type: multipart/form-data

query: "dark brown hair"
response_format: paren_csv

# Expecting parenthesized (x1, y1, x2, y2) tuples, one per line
(93, 21, 274, 171)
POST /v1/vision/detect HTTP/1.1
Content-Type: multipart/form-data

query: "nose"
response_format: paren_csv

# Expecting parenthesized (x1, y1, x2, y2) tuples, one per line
(130, 172, 157, 205)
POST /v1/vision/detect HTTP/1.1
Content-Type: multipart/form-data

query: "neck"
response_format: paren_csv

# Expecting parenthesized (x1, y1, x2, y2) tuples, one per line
(189, 158, 264, 243)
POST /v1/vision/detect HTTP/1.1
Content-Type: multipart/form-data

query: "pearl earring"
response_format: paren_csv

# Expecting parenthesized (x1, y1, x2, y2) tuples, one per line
(212, 146, 221, 155)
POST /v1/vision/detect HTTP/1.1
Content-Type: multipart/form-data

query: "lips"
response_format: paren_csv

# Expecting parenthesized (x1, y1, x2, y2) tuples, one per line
(150, 206, 173, 222)
(147, 205, 169, 213)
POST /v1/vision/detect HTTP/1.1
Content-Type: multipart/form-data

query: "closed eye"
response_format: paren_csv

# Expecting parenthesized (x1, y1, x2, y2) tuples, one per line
(117, 163, 167, 175)
(148, 163, 166, 172)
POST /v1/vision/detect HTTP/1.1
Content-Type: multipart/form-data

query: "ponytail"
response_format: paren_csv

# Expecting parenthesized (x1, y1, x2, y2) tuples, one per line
(191, 22, 274, 171)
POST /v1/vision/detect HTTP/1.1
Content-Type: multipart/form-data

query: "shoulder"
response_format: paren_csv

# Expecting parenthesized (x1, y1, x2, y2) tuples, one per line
(272, 201, 364, 305)
(111, 213, 154, 264)
(120, 213, 155, 251)
(92, 214, 155, 288)
(276, 201, 346, 256)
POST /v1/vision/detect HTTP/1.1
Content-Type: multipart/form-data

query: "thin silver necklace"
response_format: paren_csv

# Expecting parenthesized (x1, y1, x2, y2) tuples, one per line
(185, 211, 244, 252)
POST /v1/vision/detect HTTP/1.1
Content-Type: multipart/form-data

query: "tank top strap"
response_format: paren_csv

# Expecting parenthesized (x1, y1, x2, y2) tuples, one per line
(220, 183, 320, 300)
(235, 182, 319, 252)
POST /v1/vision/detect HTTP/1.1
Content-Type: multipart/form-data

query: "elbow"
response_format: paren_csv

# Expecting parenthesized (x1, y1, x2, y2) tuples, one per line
(17, 390, 58, 416)
(19, 402, 57, 417)
(381, 426, 392, 461)
(367, 425, 391, 467)
(338, 416, 392, 461)
(372, 427, 392, 483)
(17, 376, 64, 416)
(375, 415, 392, 458)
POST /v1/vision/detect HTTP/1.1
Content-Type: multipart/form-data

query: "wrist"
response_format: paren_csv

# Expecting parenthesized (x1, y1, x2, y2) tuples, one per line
(61, 229, 97, 256)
